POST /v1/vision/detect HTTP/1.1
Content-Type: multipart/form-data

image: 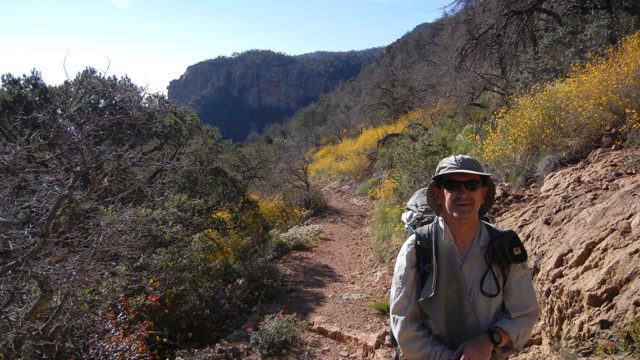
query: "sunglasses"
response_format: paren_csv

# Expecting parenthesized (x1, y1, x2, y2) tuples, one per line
(439, 179, 484, 191)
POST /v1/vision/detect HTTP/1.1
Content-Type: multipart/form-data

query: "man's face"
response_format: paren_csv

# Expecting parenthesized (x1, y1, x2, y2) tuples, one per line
(433, 173, 487, 221)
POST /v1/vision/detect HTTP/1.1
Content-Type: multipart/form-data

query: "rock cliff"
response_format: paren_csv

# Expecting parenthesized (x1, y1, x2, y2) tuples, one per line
(494, 147, 640, 359)
(167, 49, 380, 141)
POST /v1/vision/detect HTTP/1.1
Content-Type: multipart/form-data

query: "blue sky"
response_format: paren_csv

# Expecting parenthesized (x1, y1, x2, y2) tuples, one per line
(1, 0, 452, 94)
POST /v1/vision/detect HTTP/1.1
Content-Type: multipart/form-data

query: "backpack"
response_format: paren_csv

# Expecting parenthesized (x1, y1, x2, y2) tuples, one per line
(390, 188, 528, 351)
(401, 187, 528, 292)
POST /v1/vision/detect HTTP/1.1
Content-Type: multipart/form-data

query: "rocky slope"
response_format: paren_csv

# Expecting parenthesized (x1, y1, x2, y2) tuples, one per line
(167, 49, 380, 141)
(187, 147, 639, 360)
(494, 146, 640, 359)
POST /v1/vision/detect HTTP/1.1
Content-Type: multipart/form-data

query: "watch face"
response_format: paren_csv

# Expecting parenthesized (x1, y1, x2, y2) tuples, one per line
(488, 330, 502, 346)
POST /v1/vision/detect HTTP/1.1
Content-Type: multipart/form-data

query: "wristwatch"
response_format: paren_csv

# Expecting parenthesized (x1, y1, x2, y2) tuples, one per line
(486, 329, 502, 348)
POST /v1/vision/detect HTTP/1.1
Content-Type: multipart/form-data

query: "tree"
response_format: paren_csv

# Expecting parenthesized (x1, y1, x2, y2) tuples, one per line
(0, 69, 212, 357)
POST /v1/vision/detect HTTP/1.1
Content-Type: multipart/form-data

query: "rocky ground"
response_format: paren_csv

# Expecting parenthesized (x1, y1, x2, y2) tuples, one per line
(497, 146, 640, 360)
(203, 146, 640, 360)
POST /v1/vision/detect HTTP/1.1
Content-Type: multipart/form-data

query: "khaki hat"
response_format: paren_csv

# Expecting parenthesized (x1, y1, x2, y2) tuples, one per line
(426, 155, 495, 218)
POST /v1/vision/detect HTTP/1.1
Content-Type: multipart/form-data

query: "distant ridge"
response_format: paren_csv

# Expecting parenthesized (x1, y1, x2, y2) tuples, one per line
(168, 49, 381, 141)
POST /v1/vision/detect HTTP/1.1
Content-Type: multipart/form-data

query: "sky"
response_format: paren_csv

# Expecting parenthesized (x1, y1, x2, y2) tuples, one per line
(1, 0, 452, 95)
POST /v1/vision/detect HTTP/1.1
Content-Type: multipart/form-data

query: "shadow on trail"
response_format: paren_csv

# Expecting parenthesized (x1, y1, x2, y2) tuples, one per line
(275, 252, 342, 318)
(312, 204, 363, 228)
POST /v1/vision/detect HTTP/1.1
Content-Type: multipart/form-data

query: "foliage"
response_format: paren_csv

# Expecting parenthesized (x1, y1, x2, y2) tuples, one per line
(476, 30, 640, 183)
(370, 201, 406, 263)
(0, 69, 288, 359)
(552, 332, 579, 360)
(0, 69, 211, 358)
(384, 121, 449, 202)
(596, 317, 640, 358)
(357, 178, 380, 199)
(309, 121, 406, 180)
(136, 254, 286, 358)
(255, 193, 309, 232)
(308, 109, 438, 182)
(248, 310, 307, 358)
(371, 300, 390, 317)
(272, 225, 324, 257)
(85, 292, 158, 359)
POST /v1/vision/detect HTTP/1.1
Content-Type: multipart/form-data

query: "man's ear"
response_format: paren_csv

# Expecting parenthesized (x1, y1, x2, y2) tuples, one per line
(431, 185, 443, 205)
(481, 186, 488, 204)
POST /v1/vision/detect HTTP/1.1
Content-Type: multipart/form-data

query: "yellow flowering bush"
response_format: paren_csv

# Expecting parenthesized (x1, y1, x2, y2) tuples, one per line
(477, 30, 640, 179)
(204, 203, 267, 261)
(369, 178, 399, 202)
(309, 109, 432, 180)
(253, 193, 308, 232)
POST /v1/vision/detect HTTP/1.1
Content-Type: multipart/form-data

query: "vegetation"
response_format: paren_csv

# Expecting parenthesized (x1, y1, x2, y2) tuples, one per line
(596, 317, 640, 358)
(167, 49, 381, 141)
(2, 1, 640, 358)
(248, 310, 307, 357)
(371, 300, 391, 317)
(476, 30, 640, 183)
(0, 70, 301, 358)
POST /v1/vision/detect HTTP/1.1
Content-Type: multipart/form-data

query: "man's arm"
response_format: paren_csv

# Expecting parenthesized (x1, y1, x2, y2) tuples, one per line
(390, 236, 455, 360)
(449, 327, 511, 360)
(493, 262, 539, 349)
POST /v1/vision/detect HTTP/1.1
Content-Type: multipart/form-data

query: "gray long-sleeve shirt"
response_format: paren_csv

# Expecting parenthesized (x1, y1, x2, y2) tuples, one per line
(390, 217, 539, 360)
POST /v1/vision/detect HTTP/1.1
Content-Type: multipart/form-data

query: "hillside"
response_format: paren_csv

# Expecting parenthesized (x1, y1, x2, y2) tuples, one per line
(167, 49, 381, 141)
(198, 146, 640, 360)
(497, 146, 640, 359)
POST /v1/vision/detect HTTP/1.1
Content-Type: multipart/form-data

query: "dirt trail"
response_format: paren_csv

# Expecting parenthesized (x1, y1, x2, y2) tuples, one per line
(211, 183, 396, 359)
(272, 183, 395, 359)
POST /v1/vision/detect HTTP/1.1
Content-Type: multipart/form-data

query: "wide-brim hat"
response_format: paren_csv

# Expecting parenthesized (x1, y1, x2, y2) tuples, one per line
(426, 155, 496, 218)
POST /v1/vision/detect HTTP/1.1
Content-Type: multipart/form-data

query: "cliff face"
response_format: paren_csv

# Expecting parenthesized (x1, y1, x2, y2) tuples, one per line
(493, 147, 640, 359)
(168, 50, 380, 141)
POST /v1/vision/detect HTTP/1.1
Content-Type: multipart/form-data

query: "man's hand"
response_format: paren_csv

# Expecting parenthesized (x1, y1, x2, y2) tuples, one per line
(449, 333, 494, 360)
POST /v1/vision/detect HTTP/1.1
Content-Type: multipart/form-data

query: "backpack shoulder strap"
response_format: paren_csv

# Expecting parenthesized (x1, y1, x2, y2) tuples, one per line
(413, 221, 436, 293)
(483, 221, 503, 239)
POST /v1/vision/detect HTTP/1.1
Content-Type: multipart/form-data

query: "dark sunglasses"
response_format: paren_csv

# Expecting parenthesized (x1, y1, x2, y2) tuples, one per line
(439, 179, 484, 191)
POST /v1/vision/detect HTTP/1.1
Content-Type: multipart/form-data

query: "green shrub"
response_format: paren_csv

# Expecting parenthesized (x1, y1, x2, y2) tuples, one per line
(371, 300, 390, 316)
(596, 317, 640, 358)
(357, 178, 380, 198)
(385, 122, 448, 202)
(132, 237, 287, 358)
(370, 202, 406, 263)
(248, 311, 307, 357)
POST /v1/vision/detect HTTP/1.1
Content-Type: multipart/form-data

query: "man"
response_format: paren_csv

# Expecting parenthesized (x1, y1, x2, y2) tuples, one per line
(390, 155, 538, 360)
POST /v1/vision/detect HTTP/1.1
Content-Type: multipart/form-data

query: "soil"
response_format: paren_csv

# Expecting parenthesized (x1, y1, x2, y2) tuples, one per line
(209, 182, 396, 360)
(272, 183, 395, 359)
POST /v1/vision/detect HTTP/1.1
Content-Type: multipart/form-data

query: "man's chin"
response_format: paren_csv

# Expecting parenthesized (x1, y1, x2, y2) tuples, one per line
(451, 210, 478, 219)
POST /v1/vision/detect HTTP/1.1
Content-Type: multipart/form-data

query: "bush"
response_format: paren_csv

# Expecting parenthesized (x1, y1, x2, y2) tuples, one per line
(308, 117, 409, 181)
(131, 237, 287, 358)
(272, 225, 324, 256)
(255, 193, 309, 232)
(596, 317, 640, 358)
(385, 121, 448, 202)
(357, 178, 380, 198)
(85, 292, 156, 359)
(248, 311, 307, 357)
(476, 30, 640, 183)
(371, 300, 390, 316)
(370, 201, 406, 263)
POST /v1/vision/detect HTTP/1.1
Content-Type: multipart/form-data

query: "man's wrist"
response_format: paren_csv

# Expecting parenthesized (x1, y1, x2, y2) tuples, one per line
(486, 328, 502, 349)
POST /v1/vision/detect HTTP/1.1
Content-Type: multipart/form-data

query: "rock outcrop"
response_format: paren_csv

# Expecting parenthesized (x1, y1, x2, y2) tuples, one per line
(495, 147, 640, 359)
(167, 49, 380, 141)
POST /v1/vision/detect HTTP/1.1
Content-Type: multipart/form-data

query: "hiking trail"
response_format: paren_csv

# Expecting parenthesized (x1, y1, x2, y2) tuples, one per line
(213, 182, 396, 359)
